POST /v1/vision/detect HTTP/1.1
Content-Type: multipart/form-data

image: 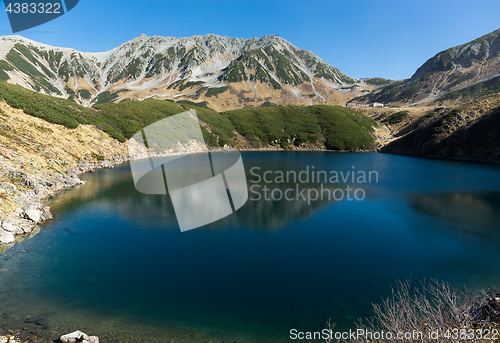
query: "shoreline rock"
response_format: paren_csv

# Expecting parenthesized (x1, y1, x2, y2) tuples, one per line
(0, 231, 14, 244)
(59, 331, 99, 343)
(0, 336, 19, 343)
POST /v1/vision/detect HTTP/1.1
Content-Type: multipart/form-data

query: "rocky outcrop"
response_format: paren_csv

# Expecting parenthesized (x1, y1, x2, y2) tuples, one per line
(59, 331, 99, 343)
(0, 206, 52, 245)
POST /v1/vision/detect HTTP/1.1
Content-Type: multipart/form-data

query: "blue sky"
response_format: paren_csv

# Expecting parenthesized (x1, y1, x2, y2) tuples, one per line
(1, 0, 499, 80)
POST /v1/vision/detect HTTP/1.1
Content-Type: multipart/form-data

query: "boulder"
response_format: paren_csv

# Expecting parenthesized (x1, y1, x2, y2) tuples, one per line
(42, 180, 53, 187)
(0, 336, 18, 343)
(25, 209, 41, 223)
(101, 160, 112, 168)
(59, 331, 99, 343)
(0, 231, 15, 244)
(34, 185, 45, 195)
(1, 221, 16, 232)
(24, 178, 35, 189)
(41, 207, 53, 221)
(21, 226, 32, 234)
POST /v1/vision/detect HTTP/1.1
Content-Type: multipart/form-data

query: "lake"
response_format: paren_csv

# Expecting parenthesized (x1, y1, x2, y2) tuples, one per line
(1, 151, 500, 342)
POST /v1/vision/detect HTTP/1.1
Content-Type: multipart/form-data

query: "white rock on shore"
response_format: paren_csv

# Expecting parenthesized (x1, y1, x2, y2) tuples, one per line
(0, 336, 19, 343)
(1, 221, 15, 232)
(0, 214, 45, 245)
(0, 231, 15, 244)
(59, 331, 99, 343)
(41, 207, 53, 221)
(24, 209, 41, 223)
(21, 226, 32, 234)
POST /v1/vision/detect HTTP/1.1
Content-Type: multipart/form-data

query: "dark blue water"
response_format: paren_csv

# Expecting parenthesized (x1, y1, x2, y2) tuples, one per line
(1, 152, 500, 342)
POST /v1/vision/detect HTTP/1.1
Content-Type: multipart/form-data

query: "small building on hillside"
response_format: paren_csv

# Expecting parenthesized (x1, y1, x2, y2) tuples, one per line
(346, 102, 384, 108)
(346, 102, 369, 107)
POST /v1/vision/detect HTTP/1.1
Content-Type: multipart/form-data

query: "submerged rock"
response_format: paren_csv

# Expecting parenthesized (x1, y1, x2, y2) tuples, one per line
(24, 312, 49, 326)
(59, 331, 99, 343)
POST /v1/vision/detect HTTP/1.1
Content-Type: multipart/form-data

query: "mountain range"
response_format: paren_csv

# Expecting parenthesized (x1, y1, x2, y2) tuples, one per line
(1, 29, 500, 110)
(0, 34, 373, 111)
(356, 28, 500, 105)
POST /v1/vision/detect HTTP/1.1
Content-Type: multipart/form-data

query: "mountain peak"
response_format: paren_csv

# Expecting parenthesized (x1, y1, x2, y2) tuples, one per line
(0, 33, 363, 110)
(411, 27, 500, 80)
(357, 28, 500, 105)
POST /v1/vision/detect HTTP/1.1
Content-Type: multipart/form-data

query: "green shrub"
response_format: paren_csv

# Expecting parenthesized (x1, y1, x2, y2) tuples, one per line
(0, 82, 377, 151)
(0, 82, 83, 129)
(223, 105, 376, 150)
(0, 61, 14, 82)
(440, 76, 500, 100)
(94, 90, 125, 105)
(400, 83, 422, 98)
(206, 87, 229, 97)
(386, 111, 409, 124)
(366, 78, 391, 86)
(260, 101, 276, 107)
(449, 72, 475, 88)
(417, 112, 436, 125)
(78, 89, 92, 100)
(178, 81, 204, 92)
(442, 108, 463, 124)
(91, 153, 105, 161)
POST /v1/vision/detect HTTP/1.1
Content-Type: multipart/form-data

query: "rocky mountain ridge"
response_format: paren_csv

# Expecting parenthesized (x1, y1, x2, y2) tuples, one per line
(0, 34, 369, 111)
(355, 28, 500, 105)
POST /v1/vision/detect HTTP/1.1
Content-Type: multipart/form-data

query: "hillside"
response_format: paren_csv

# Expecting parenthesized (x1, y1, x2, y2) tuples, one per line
(0, 81, 378, 150)
(0, 34, 371, 111)
(355, 28, 500, 106)
(0, 96, 130, 252)
(0, 97, 131, 213)
(371, 93, 500, 164)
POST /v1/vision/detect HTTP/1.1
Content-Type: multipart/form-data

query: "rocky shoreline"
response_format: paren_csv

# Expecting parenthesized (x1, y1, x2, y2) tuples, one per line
(0, 330, 99, 343)
(0, 156, 129, 342)
(0, 156, 128, 252)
